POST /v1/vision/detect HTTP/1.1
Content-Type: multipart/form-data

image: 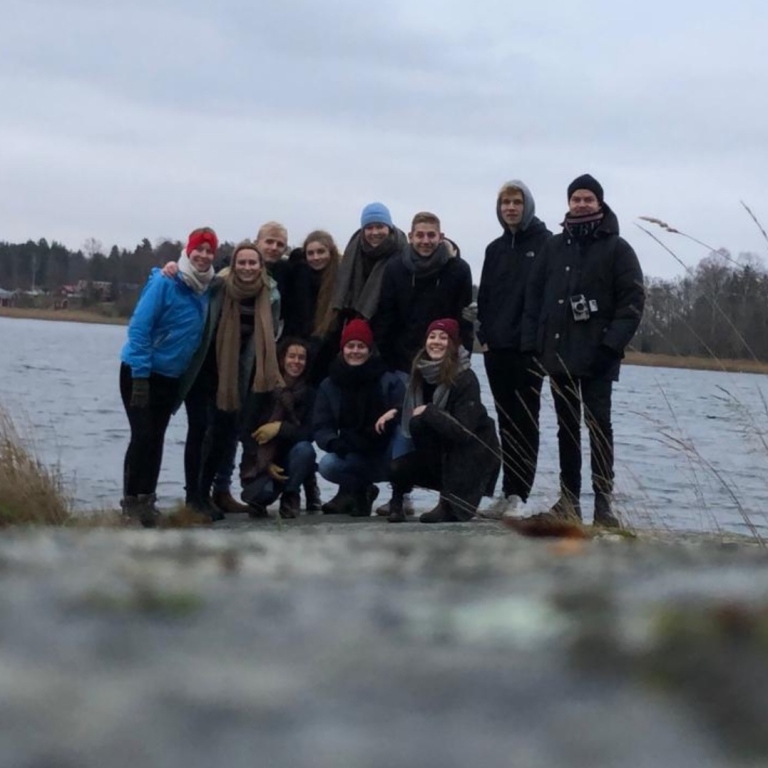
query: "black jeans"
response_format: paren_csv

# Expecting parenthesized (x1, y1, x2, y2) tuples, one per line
(120, 364, 179, 497)
(549, 374, 614, 501)
(483, 349, 543, 501)
(183, 376, 216, 502)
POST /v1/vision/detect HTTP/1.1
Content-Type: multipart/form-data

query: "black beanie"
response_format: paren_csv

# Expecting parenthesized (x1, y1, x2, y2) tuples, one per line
(567, 174, 604, 204)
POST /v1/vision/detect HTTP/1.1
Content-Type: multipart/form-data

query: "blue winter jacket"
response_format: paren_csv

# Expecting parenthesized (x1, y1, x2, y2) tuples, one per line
(121, 269, 210, 379)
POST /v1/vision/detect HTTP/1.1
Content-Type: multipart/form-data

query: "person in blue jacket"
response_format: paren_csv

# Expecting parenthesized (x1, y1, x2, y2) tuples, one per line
(119, 227, 216, 526)
(313, 318, 405, 516)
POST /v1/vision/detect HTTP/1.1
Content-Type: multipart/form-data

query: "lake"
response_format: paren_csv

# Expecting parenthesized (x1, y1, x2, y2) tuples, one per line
(2, 316, 768, 536)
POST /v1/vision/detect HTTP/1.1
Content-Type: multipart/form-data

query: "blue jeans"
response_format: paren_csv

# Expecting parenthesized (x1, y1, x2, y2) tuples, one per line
(247, 441, 317, 506)
(318, 447, 392, 491)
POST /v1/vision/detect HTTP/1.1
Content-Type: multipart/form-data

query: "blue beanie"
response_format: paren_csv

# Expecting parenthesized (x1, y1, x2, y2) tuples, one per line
(360, 202, 393, 229)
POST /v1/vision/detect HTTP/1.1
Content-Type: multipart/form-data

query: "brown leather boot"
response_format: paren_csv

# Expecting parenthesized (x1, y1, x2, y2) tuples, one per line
(212, 490, 252, 515)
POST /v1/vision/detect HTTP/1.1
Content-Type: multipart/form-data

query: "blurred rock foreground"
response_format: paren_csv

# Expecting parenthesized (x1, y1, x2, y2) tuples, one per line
(2, 517, 768, 768)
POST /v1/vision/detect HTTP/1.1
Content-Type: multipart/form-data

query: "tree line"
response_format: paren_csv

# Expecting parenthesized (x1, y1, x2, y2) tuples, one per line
(1, 237, 767, 360)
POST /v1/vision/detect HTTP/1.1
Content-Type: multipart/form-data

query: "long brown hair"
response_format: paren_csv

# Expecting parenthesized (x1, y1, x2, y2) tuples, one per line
(409, 335, 461, 388)
(303, 230, 341, 337)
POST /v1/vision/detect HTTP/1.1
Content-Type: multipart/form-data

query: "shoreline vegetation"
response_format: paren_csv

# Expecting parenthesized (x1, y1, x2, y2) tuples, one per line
(3, 305, 768, 375)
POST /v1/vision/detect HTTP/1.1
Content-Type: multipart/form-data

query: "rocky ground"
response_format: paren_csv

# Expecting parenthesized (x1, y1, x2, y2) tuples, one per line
(2, 514, 768, 768)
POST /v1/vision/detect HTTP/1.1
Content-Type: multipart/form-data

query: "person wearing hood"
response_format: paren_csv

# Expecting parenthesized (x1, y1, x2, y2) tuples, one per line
(521, 174, 645, 528)
(476, 180, 552, 519)
(374, 211, 474, 374)
(375, 319, 500, 524)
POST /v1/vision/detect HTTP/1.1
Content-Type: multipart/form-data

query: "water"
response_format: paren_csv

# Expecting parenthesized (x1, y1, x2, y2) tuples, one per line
(2, 316, 768, 535)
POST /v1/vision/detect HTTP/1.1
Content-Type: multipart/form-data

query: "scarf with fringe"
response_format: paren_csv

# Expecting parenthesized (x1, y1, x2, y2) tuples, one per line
(215, 269, 283, 411)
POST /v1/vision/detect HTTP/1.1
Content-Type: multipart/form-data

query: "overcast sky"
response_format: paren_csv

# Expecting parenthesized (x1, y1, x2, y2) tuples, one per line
(2, 0, 767, 280)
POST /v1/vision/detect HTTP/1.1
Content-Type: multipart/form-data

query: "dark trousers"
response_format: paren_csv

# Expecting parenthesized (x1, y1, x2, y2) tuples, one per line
(549, 374, 614, 500)
(120, 363, 179, 497)
(200, 408, 239, 496)
(483, 349, 543, 501)
(183, 377, 216, 502)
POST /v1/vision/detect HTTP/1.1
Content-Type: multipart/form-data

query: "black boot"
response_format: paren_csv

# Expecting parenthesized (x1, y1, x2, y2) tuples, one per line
(124, 493, 161, 528)
(594, 493, 621, 528)
(279, 491, 301, 519)
(548, 492, 582, 521)
(420, 500, 451, 524)
(349, 484, 379, 517)
(321, 488, 355, 515)
(387, 491, 406, 523)
(303, 473, 322, 513)
(186, 491, 224, 521)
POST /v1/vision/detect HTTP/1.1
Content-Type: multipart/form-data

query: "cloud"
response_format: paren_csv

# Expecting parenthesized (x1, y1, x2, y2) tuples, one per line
(1, 0, 767, 280)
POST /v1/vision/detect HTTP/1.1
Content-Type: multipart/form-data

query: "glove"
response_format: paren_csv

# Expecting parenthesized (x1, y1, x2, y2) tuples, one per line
(130, 378, 150, 408)
(461, 301, 478, 323)
(252, 421, 281, 445)
(268, 463, 288, 482)
(591, 345, 621, 378)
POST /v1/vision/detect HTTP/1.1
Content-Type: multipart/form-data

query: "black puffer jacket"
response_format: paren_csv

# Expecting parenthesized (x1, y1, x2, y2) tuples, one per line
(477, 180, 552, 349)
(520, 203, 645, 380)
(374, 250, 473, 372)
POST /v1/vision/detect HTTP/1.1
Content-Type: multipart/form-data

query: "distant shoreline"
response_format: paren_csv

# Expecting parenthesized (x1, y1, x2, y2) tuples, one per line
(2, 305, 767, 375)
(0, 306, 126, 326)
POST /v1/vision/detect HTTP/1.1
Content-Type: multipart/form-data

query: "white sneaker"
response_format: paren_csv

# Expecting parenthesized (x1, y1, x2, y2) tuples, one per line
(477, 494, 520, 520)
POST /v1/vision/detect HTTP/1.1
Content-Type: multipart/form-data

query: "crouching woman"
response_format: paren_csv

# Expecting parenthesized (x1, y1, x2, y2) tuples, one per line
(239, 338, 317, 518)
(313, 319, 405, 516)
(376, 318, 500, 523)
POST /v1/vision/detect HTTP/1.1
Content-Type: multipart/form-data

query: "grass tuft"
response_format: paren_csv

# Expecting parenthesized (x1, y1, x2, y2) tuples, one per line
(0, 405, 72, 526)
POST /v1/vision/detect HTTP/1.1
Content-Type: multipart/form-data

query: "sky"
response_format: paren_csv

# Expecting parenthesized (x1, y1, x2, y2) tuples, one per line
(2, 0, 768, 281)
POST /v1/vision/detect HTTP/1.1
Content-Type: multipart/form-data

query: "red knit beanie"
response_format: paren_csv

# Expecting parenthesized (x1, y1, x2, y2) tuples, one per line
(340, 318, 374, 350)
(426, 318, 460, 345)
(186, 228, 219, 256)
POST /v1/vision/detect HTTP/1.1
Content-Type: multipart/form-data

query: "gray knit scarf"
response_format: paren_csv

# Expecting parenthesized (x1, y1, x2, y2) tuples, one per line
(400, 347, 471, 438)
(333, 228, 406, 319)
(177, 253, 215, 294)
(401, 241, 451, 278)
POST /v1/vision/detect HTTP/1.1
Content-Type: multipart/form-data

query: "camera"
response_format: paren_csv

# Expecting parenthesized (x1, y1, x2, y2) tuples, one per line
(569, 294, 590, 322)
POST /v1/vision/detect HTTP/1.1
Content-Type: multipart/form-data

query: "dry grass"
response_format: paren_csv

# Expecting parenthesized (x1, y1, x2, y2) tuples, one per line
(0, 407, 72, 526)
(0, 307, 126, 326)
(625, 350, 768, 375)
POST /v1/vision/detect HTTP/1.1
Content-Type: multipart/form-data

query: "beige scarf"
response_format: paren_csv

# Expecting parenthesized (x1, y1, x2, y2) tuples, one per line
(215, 269, 284, 412)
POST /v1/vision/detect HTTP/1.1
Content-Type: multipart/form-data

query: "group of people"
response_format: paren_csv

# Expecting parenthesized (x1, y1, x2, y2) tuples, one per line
(119, 172, 645, 529)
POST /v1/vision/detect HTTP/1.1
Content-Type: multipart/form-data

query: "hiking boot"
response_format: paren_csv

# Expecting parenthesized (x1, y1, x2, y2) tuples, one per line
(121, 493, 161, 528)
(387, 492, 406, 524)
(477, 494, 520, 520)
(212, 490, 251, 516)
(548, 494, 582, 521)
(350, 484, 379, 517)
(419, 500, 458, 524)
(376, 493, 415, 517)
(247, 502, 269, 519)
(321, 489, 355, 515)
(303, 473, 322, 513)
(186, 492, 224, 522)
(593, 493, 621, 529)
(279, 491, 301, 519)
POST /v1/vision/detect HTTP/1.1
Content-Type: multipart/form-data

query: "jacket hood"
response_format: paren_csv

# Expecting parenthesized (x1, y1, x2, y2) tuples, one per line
(496, 179, 536, 232)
